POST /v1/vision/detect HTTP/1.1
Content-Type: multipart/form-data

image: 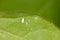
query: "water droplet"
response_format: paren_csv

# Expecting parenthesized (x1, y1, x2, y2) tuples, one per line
(26, 22, 28, 26)
(28, 19, 30, 22)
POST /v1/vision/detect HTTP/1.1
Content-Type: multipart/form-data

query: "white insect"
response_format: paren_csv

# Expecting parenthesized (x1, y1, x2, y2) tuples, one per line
(21, 18, 24, 23)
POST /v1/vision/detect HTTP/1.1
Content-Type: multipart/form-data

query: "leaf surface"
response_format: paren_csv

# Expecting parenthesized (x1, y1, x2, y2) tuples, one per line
(0, 16, 59, 40)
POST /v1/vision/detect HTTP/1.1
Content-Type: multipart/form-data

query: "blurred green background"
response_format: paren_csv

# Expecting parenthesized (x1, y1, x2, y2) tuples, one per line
(0, 0, 60, 27)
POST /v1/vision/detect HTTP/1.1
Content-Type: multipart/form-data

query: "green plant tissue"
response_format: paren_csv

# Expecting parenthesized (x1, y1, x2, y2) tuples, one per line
(0, 16, 60, 40)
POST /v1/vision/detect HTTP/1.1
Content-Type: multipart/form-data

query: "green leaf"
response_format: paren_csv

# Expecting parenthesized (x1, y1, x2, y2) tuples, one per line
(25, 29, 60, 40)
(0, 16, 59, 40)
(0, 30, 26, 40)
